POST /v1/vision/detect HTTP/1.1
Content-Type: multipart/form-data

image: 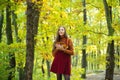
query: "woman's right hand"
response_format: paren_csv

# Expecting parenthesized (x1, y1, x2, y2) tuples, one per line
(55, 44, 61, 48)
(55, 43, 65, 51)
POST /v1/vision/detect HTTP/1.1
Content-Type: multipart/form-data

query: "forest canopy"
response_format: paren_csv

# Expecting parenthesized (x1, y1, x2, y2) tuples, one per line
(0, 0, 120, 80)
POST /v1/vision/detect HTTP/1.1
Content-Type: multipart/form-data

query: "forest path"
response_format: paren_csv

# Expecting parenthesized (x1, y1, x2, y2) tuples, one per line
(86, 70, 120, 80)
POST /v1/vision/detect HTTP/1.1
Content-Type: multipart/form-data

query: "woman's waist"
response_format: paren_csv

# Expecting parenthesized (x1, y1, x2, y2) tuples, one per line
(56, 51, 70, 57)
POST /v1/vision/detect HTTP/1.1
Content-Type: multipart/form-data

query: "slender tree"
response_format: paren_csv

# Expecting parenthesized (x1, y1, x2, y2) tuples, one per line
(103, 0, 115, 80)
(12, 10, 24, 80)
(46, 37, 50, 78)
(24, 0, 43, 80)
(81, 0, 87, 78)
(6, 0, 16, 80)
(116, 44, 120, 69)
(12, 11, 21, 42)
(0, 10, 4, 42)
(41, 58, 45, 76)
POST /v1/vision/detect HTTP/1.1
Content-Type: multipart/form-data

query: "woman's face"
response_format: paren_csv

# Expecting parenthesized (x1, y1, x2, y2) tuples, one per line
(58, 27, 65, 36)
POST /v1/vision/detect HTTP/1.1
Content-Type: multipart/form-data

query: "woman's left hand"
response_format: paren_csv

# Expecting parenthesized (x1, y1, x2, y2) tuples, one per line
(56, 45, 65, 51)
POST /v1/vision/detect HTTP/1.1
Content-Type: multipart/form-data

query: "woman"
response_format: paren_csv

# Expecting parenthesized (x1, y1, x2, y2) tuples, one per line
(50, 26, 74, 80)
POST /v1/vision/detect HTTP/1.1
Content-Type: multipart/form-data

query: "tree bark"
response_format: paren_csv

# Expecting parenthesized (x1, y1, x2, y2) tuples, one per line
(25, 2, 36, 80)
(116, 44, 120, 69)
(12, 10, 24, 80)
(41, 58, 45, 76)
(24, 0, 43, 80)
(0, 10, 4, 42)
(12, 11, 21, 42)
(105, 40, 115, 80)
(81, 0, 87, 78)
(103, 0, 115, 80)
(6, 0, 15, 80)
(46, 60, 50, 78)
(46, 37, 51, 78)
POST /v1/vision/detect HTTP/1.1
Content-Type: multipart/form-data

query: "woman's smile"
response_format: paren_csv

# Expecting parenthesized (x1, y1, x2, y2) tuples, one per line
(59, 27, 65, 36)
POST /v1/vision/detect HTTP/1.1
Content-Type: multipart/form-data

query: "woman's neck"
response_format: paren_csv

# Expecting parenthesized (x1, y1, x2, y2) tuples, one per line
(60, 35, 64, 38)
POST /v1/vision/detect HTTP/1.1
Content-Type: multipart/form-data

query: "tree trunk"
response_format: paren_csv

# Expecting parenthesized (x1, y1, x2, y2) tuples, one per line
(0, 10, 4, 42)
(6, 0, 15, 80)
(46, 37, 51, 78)
(105, 40, 115, 80)
(12, 11, 21, 42)
(12, 10, 24, 80)
(24, 0, 43, 80)
(25, 2, 36, 80)
(46, 60, 50, 78)
(81, 0, 87, 78)
(103, 0, 115, 80)
(116, 44, 120, 69)
(74, 39, 79, 67)
(41, 58, 45, 76)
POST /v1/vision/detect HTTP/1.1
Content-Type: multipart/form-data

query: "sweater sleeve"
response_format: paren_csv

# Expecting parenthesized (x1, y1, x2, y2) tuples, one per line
(64, 39, 74, 55)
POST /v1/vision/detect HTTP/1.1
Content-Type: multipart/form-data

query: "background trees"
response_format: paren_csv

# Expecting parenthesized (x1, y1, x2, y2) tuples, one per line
(0, 0, 120, 80)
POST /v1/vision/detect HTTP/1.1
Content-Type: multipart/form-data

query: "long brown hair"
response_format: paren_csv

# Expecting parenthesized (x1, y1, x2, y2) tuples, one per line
(55, 26, 68, 42)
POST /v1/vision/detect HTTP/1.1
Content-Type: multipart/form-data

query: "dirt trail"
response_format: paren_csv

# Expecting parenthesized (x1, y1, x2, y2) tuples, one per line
(86, 71, 120, 80)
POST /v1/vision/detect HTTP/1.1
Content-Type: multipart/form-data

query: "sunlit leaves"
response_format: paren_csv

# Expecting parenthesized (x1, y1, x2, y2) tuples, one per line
(107, 0, 120, 7)
(0, 0, 120, 79)
(9, 43, 26, 68)
(0, 43, 26, 70)
(13, 0, 25, 2)
(14, 3, 26, 14)
(106, 36, 120, 45)
(0, 0, 9, 10)
(71, 67, 84, 80)
(86, 45, 97, 53)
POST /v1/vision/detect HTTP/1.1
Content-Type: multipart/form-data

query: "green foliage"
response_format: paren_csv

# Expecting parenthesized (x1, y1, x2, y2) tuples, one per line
(0, 0, 120, 79)
(114, 54, 120, 66)
(0, 44, 9, 80)
(71, 67, 84, 80)
(10, 43, 26, 68)
(0, 43, 10, 79)
(0, 43, 26, 80)
(0, 0, 8, 10)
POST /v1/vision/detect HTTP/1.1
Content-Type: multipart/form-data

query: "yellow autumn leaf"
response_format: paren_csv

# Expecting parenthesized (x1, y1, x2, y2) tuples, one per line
(61, 11, 68, 18)
(87, 45, 97, 53)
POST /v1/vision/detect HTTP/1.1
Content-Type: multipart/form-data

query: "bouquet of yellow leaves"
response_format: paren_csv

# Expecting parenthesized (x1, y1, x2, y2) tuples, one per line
(55, 42, 68, 49)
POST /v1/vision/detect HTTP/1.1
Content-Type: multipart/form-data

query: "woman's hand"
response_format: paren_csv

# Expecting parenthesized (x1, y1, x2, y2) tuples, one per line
(55, 44, 65, 51)
(55, 44, 61, 48)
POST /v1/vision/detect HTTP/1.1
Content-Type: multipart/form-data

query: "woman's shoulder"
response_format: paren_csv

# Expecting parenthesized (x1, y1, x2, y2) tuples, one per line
(67, 38, 72, 42)
(67, 38, 73, 45)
